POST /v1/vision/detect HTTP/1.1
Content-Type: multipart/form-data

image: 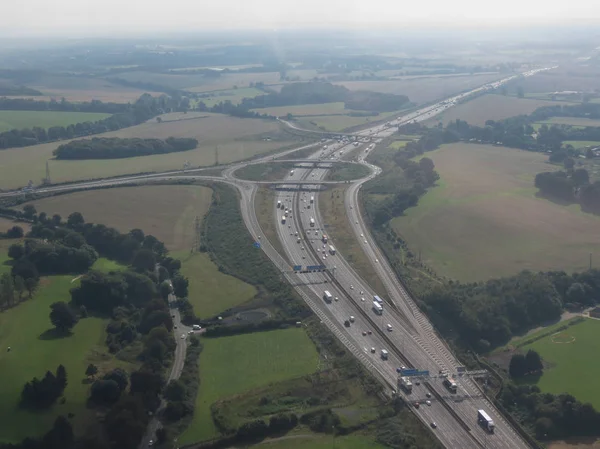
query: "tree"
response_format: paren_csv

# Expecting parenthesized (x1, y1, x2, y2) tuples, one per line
(132, 249, 156, 272)
(51, 214, 62, 226)
(172, 274, 189, 298)
(8, 243, 24, 260)
(22, 204, 37, 219)
(159, 281, 172, 300)
(6, 226, 24, 238)
(49, 301, 78, 333)
(563, 157, 575, 170)
(13, 275, 25, 302)
(566, 282, 589, 305)
(67, 212, 85, 228)
(509, 354, 527, 378)
(572, 168, 590, 186)
(586, 148, 595, 159)
(90, 379, 121, 405)
(42, 415, 74, 449)
(0, 272, 15, 307)
(86, 363, 98, 379)
(164, 379, 186, 401)
(525, 349, 543, 373)
(103, 368, 128, 391)
(517, 86, 525, 98)
(25, 276, 40, 298)
(56, 364, 67, 391)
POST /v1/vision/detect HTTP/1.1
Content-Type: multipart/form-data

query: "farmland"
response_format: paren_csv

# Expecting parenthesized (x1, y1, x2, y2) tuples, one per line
(1, 74, 160, 103)
(0, 110, 111, 132)
(0, 113, 298, 189)
(179, 328, 319, 444)
(511, 66, 600, 94)
(538, 117, 600, 128)
(252, 434, 387, 449)
(521, 318, 600, 409)
(333, 73, 504, 104)
(195, 87, 263, 107)
(0, 271, 135, 443)
(27, 185, 213, 251)
(391, 143, 600, 281)
(428, 94, 570, 127)
(27, 185, 258, 319)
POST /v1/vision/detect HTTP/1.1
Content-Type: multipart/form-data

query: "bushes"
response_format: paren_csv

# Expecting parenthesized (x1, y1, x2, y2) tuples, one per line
(53, 137, 198, 160)
(203, 319, 300, 338)
(20, 365, 67, 410)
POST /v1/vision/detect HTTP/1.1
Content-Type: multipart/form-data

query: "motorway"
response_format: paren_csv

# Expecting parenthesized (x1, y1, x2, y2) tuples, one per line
(1, 67, 554, 449)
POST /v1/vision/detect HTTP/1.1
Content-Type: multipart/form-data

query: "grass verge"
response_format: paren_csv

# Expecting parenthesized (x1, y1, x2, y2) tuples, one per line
(255, 187, 289, 264)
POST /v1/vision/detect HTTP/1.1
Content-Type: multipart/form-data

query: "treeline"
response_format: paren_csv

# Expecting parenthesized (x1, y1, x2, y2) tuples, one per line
(421, 269, 600, 350)
(0, 94, 189, 150)
(21, 365, 67, 409)
(53, 136, 198, 160)
(8, 239, 98, 275)
(0, 97, 129, 113)
(236, 82, 411, 113)
(501, 383, 600, 440)
(0, 86, 43, 96)
(194, 98, 276, 120)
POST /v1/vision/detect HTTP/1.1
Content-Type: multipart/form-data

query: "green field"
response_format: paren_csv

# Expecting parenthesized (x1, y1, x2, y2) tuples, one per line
(172, 251, 257, 318)
(0, 273, 133, 443)
(179, 328, 319, 444)
(91, 257, 125, 272)
(562, 140, 600, 149)
(523, 318, 600, 409)
(326, 163, 371, 181)
(252, 434, 386, 449)
(0, 114, 296, 189)
(538, 117, 600, 128)
(0, 110, 111, 132)
(234, 162, 295, 181)
(389, 140, 409, 150)
(391, 143, 600, 281)
(196, 87, 263, 108)
(297, 111, 398, 132)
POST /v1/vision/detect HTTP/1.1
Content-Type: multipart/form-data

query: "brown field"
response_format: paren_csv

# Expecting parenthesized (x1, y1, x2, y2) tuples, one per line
(27, 185, 213, 251)
(0, 217, 30, 233)
(0, 75, 161, 103)
(391, 144, 600, 281)
(0, 113, 297, 189)
(427, 94, 570, 126)
(514, 66, 600, 93)
(334, 73, 504, 104)
(548, 438, 600, 449)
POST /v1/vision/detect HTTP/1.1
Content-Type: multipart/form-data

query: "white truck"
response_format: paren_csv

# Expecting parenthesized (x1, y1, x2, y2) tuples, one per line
(322, 234, 328, 244)
(192, 324, 201, 330)
(310, 196, 314, 204)
(353, 141, 359, 146)
(443, 378, 458, 393)
(478, 409, 495, 433)
(373, 301, 383, 314)
(328, 245, 336, 255)
(277, 200, 281, 208)
(323, 290, 333, 303)
(373, 295, 383, 304)
(381, 349, 389, 360)
(399, 376, 413, 393)
(309, 218, 315, 227)
(290, 170, 295, 176)
(281, 216, 286, 224)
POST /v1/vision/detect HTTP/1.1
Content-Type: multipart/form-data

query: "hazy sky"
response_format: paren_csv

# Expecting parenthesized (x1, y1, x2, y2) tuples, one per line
(3, 0, 600, 36)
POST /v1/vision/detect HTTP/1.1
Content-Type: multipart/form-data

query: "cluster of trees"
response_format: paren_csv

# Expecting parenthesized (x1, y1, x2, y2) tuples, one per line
(1, 225, 24, 239)
(8, 239, 98, 275)
(53, 136, 198, 160)
(0, 271, 38, 310)
(21, 365, 67, 410)
(0, 97, 128, 114)
(534, 165, 600, 214)
(509, 350, 544, 378)
(234, 82, 410, 113)
(0, 416, 74, 449)
(0, 94, 188, 150)
(501, 383, 600, 440)
(422, 269, 600, 350)
(194, 98, 276, 120)
(89, 368, 129, 406)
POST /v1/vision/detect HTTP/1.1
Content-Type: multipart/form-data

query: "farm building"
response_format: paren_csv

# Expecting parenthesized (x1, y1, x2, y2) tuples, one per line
(589, 307, 600, 319)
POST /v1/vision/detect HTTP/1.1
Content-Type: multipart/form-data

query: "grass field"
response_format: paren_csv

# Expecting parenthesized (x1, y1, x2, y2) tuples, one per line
(0, 218, 29, 234)
(511, 67, 600, 94)
(334, 73, 504, 104)
(234, 162, 295, 181)
(0, 110, 111, 132)
(172, 251, 257, 318)
(252, 434, 386, 449)
(252, 102, 350, 117)
(391, 143, 600, 281)
(428, 94, 570, 127)
(326, 163, 371, 181)
(28, 185, 213, 252)
(179, 328, 319, 444)
(522, 318, 600, 409)
(536, 117, 600, 128)
(0, 272, 135, 443)
(0, 113, 295, 189)
(297, 114, 393, 132)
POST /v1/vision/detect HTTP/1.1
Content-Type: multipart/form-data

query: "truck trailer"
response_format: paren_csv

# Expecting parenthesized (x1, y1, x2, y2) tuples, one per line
(477, 409, 495, 433)
(381, 349, 389, 360)
(373, 295, 383, 304)
(328, 245, 336, 255)
(373, 301, 383, 314)
(443, 378, 457, 393)
(323, 290, 333, 303)
(399, 376, 413, 393)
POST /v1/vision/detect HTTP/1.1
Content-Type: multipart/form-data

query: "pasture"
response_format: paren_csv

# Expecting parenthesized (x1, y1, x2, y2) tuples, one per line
(333, 73, 504, 104)
(428, 94, 570, 127)
(253, 435, 387, 449)
(522, 318, 600, 409)
(27, 185, 213, 252)
(179, 328, 319, 444)
(0, 111, 111, 133)
(391, 143, 600, 281)
(234, 162, 295, 181)
(195, 87, 263, 107)
(512, 66, 600, 94)
(297, 112, 396, 132)
(172, 251, 257, 318)
(539, 117, 600, 128)
(0, 273, 134, 443)
(0, 113, 295, 189)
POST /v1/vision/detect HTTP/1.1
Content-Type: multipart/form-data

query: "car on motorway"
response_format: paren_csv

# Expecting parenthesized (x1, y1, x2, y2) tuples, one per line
(414, 402, 420, 408)
(426, 400, 431, 406)
(349, 316, 355, 323)
(426, 392, 432, 398)
(386, 324, 392, 331)
(362, 331, 367, 336)
(180, 334, 186, 339)
(370, 347, 376, 353)
(149, 440, 154, 446)
(430, 422, 437, 429)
